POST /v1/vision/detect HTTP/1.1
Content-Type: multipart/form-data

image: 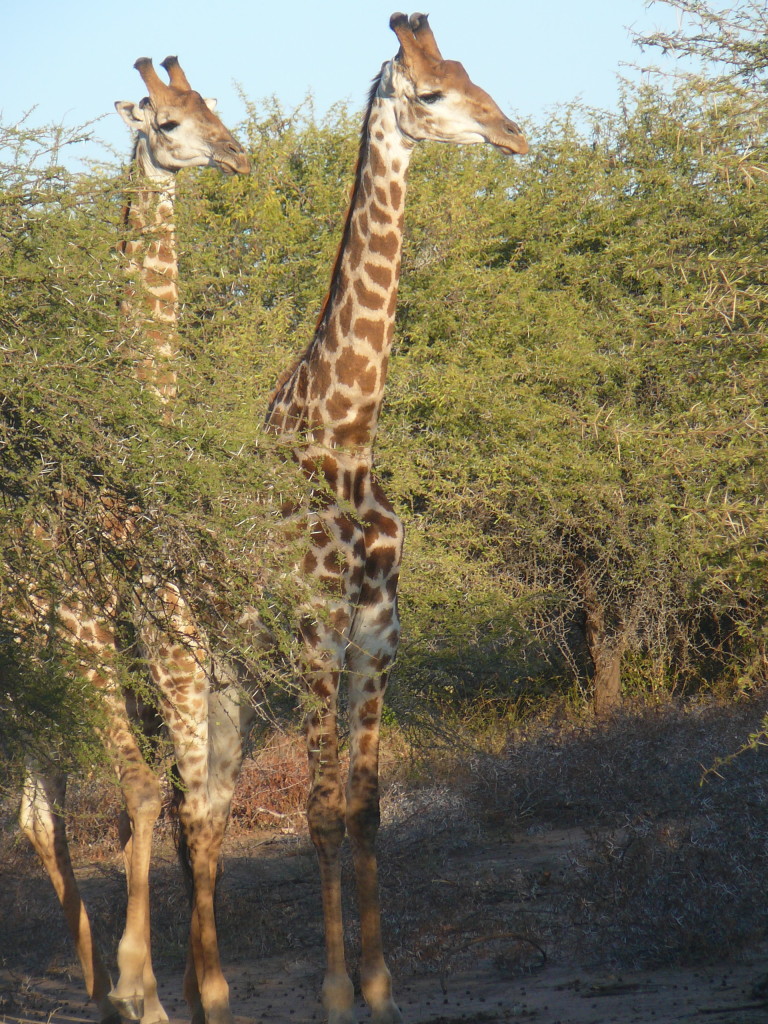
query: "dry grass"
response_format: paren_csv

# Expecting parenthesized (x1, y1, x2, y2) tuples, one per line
(229, 731, 310, 833)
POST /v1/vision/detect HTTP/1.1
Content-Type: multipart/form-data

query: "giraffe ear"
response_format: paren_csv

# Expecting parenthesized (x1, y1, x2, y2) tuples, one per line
(204, 97, 217, 112)
(115, 101, 146, 128)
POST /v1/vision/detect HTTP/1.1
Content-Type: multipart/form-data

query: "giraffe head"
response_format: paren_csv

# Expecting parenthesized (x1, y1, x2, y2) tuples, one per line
(115, 56, 250, 176)
(382, 13, 528, 156)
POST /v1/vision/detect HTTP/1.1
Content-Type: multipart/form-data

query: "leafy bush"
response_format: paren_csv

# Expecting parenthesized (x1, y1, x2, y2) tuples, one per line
(2, 1, 767, 765)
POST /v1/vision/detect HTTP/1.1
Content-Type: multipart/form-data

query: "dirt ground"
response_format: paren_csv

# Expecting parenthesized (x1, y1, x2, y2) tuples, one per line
(3, 697, 768, 1024)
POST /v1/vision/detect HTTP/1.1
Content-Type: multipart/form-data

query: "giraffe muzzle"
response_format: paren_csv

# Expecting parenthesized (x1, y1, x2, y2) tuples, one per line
(490, 120, 528, 156)
(219, 148, 251, 175)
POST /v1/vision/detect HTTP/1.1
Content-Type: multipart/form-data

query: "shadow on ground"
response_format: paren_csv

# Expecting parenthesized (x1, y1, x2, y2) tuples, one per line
(2, 694, 768, 1023)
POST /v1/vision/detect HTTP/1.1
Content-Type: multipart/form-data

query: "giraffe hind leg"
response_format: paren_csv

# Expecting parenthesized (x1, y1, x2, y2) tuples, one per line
(114, 811, 170, 1024)
(19, 770, 120, 1024)
(179, 687, 250, 1024)
(344, 685, 402, 1024)
(305, 663, 355, 1024)
(345, 599, 403, 1024)
(101, 694, 166, 1024)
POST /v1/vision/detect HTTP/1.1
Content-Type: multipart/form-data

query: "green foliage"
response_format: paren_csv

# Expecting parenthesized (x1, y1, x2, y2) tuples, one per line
(380, 75, 767, 698)
(177, 68, 766, 707)
(0, 614, 107, 783)
(0, 117, 312, 772)
(2, 1, 768, 762)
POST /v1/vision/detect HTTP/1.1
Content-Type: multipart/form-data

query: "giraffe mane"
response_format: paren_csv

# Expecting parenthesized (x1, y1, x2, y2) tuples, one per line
(266, 365, 295, 408)
(314, 71, 383, 337)
(117, 137, 154, 256)
(267, 72, 384, 413)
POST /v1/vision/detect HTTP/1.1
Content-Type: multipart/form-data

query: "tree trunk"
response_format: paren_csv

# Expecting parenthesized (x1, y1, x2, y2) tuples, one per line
(592, 646, 623, 717)
(573, 557, 624, 716)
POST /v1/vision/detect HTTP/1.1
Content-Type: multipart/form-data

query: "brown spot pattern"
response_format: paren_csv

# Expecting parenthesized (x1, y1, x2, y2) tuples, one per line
(369, 203, 392, 226)
(354, 316, 386, 349)
(354, 277, 385, 310)
(365, 262, 392, 290)
(370, 231, 399, 259)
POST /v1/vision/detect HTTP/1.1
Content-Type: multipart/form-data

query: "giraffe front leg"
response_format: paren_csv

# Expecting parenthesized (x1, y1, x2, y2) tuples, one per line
(19, 770, 119, 1024)
(51, 600, 167, 1024)
(117, 811, 169, 1024)
(105, 717, 164, 1024)
(346, 602, 402, 1024)
(305, 664, 355, 1024)
(180, 686, 252, 1024)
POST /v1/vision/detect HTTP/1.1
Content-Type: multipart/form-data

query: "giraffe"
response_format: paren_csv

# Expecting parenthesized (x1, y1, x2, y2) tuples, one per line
(260, 13, 528, 1024)
(116, 55, 250, 406)
(18, 57, 249, 1024)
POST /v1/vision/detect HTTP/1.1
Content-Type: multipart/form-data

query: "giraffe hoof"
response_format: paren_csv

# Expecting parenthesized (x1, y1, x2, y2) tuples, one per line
(323, 973, 355, 1024)
(372, 1004, 403, 1024)
(327, 1012, 355, 1024)
(107, 991, 144, 1021)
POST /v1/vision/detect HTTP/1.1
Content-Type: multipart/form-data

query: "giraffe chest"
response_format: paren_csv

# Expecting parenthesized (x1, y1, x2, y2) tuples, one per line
(299, 450, 404, 619)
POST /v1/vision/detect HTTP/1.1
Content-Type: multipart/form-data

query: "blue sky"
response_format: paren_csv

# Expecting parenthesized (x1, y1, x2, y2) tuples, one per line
(2, 1, 684, 168)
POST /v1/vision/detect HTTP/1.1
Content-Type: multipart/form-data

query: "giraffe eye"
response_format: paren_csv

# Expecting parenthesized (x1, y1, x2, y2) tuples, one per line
(418, 92, 443, 105)
(159, 120, 180, 132)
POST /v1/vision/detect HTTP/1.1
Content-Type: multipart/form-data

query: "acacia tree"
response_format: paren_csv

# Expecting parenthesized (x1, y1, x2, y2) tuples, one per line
(633, 0, 768, 692)
(377, 61, 767, 711)
(638, 0, 768, 87)
(0, 118, 311, 779)
(4, 14, 766, 752)
(172, 79, 767, 715)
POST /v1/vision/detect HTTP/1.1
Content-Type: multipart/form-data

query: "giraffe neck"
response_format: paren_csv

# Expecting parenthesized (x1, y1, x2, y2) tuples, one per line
(120, 136, 179, 408)
(268, 78, 413, 455)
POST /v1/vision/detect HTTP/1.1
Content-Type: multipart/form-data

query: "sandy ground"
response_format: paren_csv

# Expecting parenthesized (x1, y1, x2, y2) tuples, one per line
(5, 701, 768, 1024)
(3, 953, 768, 1024)
(2, 823, 767, 1024)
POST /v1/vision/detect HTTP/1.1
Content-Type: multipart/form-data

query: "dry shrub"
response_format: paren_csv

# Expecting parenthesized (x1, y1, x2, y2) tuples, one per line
(226, 722, 410, 836)
(59, 775, 126, 855)
(451, 693, 768, 968)
(456, 694, 768, 827)
(569, 810, 768, 967)
(5, 693, 768, 981)
(229, 731, 315, 832)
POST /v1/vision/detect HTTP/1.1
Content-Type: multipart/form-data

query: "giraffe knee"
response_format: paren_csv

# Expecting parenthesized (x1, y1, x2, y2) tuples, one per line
(123, 778, 162, 829)
(137, 782, 163, 819)
(307, 786, 346, 856)
(19, 776, 64, 852)
(19, 807, 55, 852)
(346, 791, 380, 849)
